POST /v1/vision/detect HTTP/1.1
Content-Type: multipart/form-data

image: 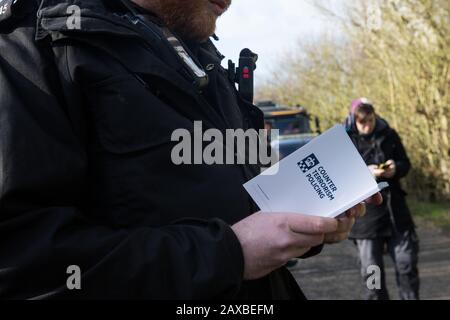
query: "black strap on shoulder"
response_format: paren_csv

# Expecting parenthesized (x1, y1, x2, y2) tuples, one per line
(117, 0, 209, 90)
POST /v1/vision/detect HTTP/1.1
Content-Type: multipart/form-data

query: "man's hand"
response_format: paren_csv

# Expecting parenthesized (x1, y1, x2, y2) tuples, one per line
(368, 164, 385, 178)
(381, 160, 396, 179)
(324, 216, 355, 244)
(232, 213, 338, 280)
(369, 161, 397, 179)
(324, 192, 383, 244)
(232, 193, 383, 280)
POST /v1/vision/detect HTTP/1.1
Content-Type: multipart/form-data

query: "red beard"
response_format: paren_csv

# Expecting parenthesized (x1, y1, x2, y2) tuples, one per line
(156, 0, 231, 42)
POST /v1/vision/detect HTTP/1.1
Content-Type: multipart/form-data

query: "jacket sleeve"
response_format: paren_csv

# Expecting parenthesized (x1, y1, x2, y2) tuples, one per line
(390, 130, 411, 179)
(0, 22, 243, 300)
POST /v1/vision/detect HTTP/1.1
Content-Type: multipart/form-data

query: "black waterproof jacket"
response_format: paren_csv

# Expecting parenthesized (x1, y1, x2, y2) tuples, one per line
(348, 118, 415, 239)
(0, 0, 310, 299)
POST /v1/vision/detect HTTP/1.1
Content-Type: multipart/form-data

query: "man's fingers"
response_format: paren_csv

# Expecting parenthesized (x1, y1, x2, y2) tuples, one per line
(346, 203, 366, 218)
(288, 215, 338, 235)
(323, 218, 355, 244)
(324, 232, 350, 244)
(289, 232, 325, 249)
(336, 217, 355, 233)
(365, 192, 383, 205)
(356, 203, 366, 217)
(289, 246, 312, 260)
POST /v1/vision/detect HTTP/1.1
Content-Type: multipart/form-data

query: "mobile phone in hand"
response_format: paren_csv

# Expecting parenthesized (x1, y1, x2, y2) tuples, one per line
(378, 163, 388, 170)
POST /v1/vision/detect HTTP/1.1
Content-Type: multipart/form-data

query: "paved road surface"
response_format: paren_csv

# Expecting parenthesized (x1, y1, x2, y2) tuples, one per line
(289, 218, 450, 300)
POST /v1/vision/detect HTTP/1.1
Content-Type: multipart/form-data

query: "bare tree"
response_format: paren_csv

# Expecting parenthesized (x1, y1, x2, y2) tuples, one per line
(258, 0, 450, 200)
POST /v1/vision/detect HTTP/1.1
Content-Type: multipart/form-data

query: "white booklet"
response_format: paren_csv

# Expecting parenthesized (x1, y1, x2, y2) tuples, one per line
(244, 125, 388, 218)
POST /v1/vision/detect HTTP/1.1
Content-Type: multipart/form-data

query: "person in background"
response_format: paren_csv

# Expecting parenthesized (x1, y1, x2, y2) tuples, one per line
(345, 98, 420, 300)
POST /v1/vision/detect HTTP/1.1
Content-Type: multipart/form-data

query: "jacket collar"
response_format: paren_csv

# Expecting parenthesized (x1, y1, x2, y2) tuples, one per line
(36, 0, 231, 131)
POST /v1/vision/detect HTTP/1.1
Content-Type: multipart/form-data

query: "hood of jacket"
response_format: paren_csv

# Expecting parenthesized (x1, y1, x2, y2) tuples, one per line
(36, 0, 150, 40)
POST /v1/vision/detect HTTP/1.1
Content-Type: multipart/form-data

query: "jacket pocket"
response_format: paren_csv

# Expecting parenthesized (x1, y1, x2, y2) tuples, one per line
(87, 74, 192, 154)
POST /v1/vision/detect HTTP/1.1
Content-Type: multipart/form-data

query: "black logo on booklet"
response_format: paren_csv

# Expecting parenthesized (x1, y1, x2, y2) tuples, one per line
(298, 154, 320, 173)
(298, 154, 338, 201)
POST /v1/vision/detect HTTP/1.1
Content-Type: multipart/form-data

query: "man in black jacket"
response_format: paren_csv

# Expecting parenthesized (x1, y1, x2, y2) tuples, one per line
(0, 0, 379, 299)
(346, 98, 419, 300)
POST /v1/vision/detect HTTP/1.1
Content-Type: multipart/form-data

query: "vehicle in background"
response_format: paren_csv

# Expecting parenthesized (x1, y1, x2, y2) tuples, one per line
(256, 101, 321, 160)
(257, 101, 321, 268)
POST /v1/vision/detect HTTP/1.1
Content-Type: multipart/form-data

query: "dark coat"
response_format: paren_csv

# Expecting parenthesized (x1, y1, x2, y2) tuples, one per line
(0, 0, 311, 299)
(347, 118, 415, 239)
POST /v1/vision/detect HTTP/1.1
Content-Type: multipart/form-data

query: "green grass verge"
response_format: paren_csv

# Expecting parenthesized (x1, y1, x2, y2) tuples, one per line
(408, 198, 450, 232)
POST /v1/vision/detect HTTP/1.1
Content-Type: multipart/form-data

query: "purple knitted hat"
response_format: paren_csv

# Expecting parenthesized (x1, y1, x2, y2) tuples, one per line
(350, 97, 373, 114)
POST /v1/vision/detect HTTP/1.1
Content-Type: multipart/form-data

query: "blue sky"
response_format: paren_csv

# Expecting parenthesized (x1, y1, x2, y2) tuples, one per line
(215, 0, 343, 86)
